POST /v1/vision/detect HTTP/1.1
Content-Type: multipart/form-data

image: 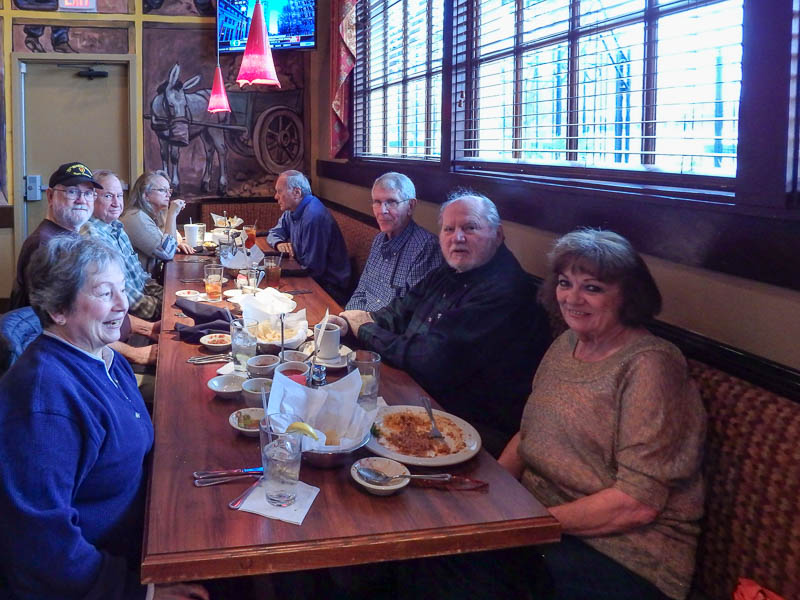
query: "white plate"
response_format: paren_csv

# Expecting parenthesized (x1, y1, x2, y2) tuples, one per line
(196, 293, 224, 303)
(366, 405, 482, 467)
(299, 342, 352, 369)
(223, 289, 242, 298)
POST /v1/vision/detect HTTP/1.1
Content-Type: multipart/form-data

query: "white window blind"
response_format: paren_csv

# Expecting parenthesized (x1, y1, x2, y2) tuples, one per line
(353, 0, 445, 159)
(452, 0, 744, 175)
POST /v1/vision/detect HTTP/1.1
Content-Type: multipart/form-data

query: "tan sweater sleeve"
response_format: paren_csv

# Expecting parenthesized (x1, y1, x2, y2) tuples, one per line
(613, 349, 706, 511)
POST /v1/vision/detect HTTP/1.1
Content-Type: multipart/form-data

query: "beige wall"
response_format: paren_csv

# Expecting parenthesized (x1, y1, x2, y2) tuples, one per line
(307, 7, 800, 370)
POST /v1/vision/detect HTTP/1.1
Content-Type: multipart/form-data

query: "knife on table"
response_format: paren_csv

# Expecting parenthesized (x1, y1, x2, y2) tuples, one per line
(193, 467, 263, 479)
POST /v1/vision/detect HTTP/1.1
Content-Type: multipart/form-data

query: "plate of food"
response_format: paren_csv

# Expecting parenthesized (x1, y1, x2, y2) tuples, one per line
(366, 405, 481, 466)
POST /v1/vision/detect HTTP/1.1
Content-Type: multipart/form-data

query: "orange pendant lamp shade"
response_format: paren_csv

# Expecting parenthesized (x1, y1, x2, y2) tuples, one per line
(207, 65, 231, 113)
(236, 0, 281, 87)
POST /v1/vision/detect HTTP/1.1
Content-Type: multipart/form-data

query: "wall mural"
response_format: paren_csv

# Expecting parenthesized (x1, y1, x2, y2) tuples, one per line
(0, 20, 6, 204)
(12, 24, 128, 53)
(144, 0, 215, 17)
(143, 25, 305, 198)
(12, 0, 129, 13)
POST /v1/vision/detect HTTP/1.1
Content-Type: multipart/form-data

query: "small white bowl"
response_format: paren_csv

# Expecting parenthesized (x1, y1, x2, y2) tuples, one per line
(274, 360, 310, 380)
(278, 350, 309, 363)
(229, 407, 264, 437)
(351, 457, 411, 496)
(246, 354, 280, 378)
(176, 289, 200, 300)
(199, 333, 231, 351)
(207, 374, 244, 400)
(241, 377, 272, 408)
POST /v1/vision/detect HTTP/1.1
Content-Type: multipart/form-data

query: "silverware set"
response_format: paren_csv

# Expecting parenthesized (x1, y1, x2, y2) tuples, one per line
(187, 353, 232, 364)
(180, 278, 206, 283)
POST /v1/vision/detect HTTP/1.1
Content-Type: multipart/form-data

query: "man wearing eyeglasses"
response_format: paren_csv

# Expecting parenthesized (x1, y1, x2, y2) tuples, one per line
(81, 170, 164, 321)
(345, 172, 442, 311)
(267, 170, 351, 304)
(10, 162, 102, 310)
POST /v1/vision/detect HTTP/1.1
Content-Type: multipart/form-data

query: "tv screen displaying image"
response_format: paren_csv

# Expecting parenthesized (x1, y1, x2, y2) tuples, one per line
(218, 0, 316, 52)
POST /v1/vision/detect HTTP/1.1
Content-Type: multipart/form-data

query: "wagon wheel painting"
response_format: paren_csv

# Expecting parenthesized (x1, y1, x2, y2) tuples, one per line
(253, 107, 304, 173)
(225, 108, 256, 158)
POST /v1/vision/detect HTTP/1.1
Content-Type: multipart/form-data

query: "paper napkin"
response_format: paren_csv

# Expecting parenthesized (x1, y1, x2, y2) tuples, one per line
(237, 478, 320, 525)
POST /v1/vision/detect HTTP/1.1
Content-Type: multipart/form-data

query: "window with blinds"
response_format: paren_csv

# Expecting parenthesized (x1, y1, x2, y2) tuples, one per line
(453, 0, 743, 175)
(352, 0, 445, 159)
(353, 0, 744, 179)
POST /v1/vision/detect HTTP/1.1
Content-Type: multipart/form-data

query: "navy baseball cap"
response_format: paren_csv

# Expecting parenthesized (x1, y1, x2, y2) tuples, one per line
(48, 162, 103, 189)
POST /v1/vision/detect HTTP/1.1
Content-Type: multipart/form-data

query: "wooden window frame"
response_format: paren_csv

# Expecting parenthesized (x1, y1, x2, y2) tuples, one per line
(323, 0, 800, 291)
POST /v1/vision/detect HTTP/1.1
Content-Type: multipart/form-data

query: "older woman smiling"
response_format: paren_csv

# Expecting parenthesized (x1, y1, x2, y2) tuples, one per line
(499, 229, 706, 600)
(0, 237, 206, 600)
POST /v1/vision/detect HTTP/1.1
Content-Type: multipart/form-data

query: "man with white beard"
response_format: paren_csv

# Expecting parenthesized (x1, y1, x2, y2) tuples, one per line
(11, 162, 102, 309)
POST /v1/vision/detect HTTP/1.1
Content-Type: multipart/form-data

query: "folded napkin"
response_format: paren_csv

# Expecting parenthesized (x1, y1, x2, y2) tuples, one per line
(176, 298, 233, 323)
(174, 298, 233, 342)
(175, 319, 232, 343)
(237, 478, 320, 525)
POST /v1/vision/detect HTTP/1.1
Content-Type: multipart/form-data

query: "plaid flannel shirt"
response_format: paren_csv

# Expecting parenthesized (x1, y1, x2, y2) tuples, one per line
(81, 217, 162, 319)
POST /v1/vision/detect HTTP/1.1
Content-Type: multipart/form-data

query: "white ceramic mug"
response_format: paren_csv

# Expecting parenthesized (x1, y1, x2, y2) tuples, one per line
(314, 322, 341, 360)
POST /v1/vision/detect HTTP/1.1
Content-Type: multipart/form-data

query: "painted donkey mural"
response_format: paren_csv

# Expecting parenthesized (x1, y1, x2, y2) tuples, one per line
(149, 63, 228, 195)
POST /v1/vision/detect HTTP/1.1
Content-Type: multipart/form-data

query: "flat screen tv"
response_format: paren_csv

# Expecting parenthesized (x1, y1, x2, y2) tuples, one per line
(218, 0, 316, 52)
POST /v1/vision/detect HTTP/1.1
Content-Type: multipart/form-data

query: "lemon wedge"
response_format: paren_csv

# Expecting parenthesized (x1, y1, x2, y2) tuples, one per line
(286, 421, 319, 440)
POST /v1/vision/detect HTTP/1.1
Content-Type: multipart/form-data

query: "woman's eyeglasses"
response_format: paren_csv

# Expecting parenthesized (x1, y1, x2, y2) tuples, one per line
(152, 187, 172, 196)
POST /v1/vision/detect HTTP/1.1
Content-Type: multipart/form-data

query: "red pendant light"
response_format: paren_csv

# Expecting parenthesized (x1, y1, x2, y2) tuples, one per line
(236, 0, 281, 87)
(208, 65, 231, 113)
(208, 10, 231, 113)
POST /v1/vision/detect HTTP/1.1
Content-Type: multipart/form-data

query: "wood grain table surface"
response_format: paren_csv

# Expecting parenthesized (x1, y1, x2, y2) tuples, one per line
(141, 253, 560, 584)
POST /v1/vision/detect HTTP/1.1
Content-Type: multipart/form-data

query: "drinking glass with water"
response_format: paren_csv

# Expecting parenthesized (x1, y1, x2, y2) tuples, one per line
(230, 318, 258, 372)
(260, 413, 303, 507)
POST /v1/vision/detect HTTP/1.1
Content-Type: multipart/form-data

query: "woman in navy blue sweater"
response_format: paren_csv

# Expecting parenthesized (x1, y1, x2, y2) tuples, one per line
(0, 237, 207, 600)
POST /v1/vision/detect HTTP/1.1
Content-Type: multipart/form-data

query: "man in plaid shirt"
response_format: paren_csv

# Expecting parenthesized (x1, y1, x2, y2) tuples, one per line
(81, 171, 163, 320)
(345, 172, 442, 312)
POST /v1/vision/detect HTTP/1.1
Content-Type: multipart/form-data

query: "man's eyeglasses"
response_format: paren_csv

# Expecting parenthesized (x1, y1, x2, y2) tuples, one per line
(152, 187, 172, 196)
(101, 193, 125, 202)
(53, 187, 96, 200)
(371, 199, 408, 211)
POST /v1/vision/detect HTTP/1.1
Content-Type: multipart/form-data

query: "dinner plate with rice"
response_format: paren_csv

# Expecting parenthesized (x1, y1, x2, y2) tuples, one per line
(366, 405, 481, 466)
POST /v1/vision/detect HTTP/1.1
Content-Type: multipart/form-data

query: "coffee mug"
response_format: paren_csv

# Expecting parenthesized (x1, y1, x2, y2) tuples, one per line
(314, 322, 341, 360)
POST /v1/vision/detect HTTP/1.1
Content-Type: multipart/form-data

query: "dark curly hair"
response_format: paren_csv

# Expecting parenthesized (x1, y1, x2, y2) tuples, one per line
(538, 228, 662, 328)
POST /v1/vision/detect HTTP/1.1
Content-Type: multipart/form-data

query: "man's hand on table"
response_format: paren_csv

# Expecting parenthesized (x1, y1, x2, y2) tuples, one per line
(153, 582, 209, 600)
(130, 315, 161, 341)
(335, 310, 374, 338)
(275, 241, 295, 257)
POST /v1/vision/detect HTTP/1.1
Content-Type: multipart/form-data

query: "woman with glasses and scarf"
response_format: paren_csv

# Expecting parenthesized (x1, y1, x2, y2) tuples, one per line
(121, 170, 194, 279)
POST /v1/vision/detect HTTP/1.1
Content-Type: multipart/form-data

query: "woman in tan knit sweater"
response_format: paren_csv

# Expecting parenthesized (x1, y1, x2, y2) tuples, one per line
(499, 229, 706, 600)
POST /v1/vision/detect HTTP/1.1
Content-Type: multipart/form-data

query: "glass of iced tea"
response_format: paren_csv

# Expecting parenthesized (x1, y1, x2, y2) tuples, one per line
(264, 256, 281, 287)
(243, 224, 257, 249)
(203, 264, 224, 302)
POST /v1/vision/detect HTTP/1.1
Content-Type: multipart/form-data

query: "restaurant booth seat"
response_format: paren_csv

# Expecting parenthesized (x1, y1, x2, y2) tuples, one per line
(199, 199, 379, 288)
(687, 360, 800, 600)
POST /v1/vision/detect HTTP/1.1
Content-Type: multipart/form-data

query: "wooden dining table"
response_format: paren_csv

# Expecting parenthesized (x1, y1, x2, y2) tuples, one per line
(140, 250, 560, 584)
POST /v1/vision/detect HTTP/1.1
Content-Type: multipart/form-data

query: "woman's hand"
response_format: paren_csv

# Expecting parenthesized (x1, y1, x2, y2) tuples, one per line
(167, 198, 186, 218)
(338, 310, 374, 338)
(177, 241, 196, 254)
(153, 582, 210, 600)
(127, 343, 158, 366)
